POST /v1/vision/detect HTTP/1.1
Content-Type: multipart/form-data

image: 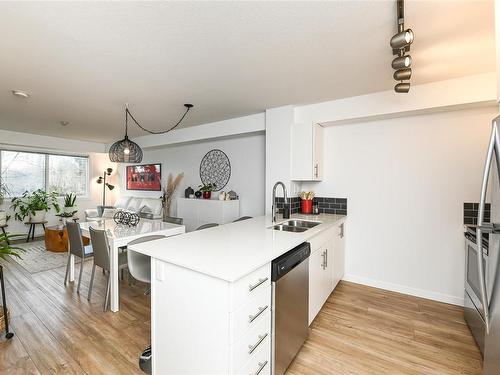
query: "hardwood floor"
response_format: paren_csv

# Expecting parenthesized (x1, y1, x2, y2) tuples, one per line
(0, 257, 482, 375)
(287, 282, 482, 375)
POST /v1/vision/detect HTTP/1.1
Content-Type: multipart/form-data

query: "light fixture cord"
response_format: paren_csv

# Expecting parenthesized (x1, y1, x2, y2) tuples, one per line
(125, 105, 193, 135)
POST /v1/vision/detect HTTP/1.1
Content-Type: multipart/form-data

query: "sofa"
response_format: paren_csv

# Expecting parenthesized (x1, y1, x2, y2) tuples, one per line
(84, 196, 163, 221)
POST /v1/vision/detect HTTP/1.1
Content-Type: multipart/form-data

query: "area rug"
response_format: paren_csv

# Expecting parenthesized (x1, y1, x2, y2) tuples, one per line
(10, 241, 77, 274)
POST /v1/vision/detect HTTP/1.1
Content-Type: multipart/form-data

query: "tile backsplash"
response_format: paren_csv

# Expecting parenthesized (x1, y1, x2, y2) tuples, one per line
(463, 202, 490, 225)
(276, 197, 347, 215)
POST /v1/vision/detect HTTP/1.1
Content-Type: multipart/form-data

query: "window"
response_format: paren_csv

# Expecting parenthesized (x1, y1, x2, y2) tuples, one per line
(0, 150, 89, 197)
(48, 155, 88, 196)
(1, 151, 45, 197)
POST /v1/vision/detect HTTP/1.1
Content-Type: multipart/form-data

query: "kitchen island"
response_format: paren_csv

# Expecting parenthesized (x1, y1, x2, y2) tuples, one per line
(129, 213, 346, 375)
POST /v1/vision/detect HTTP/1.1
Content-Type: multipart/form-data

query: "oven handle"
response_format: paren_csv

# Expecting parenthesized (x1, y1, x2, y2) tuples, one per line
(477, 117, 500, 333)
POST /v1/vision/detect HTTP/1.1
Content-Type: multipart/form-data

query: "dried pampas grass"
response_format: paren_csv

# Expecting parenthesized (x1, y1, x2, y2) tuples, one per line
(162, 172, 184, 219)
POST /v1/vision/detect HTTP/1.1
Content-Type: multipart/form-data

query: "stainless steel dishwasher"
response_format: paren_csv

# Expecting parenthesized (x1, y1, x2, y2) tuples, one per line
(271, 242, 311, 375)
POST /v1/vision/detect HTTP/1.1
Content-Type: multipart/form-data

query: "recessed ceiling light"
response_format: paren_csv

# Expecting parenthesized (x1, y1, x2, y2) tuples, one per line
(60, 121, 69, 126)
(11, 90, 30, 99)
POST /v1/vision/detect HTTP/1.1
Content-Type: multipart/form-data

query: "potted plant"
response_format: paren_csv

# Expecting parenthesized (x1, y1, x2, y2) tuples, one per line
(0, 231, 24, 339)
(10, 189, 60, 222)
(0, 177, 10, 226)
(63, 193, 77, 216)
(0, 233, 24, 259)
(198, 183, 216, 199)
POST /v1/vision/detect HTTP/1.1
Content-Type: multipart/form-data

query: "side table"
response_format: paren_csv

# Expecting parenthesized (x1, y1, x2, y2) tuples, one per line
(45, 224, 90, 252)
(25, 220, 47, 242)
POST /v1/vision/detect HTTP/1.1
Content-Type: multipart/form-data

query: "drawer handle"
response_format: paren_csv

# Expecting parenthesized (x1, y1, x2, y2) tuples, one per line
(248, 305, 269, 323)
(248, 277, 268, 292)
(248, 333, 268, 354)
(251, 360, 268, 375)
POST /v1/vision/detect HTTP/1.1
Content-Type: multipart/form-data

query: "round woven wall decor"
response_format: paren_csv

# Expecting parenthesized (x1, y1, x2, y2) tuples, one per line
(199, 149, 231, 191)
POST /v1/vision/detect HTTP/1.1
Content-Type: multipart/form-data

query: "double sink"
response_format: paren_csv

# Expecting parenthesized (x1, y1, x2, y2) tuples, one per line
(273, 220, 321, 233)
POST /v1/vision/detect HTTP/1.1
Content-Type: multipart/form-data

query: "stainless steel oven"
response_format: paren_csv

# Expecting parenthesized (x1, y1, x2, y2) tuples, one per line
(464, 227, 489, 354)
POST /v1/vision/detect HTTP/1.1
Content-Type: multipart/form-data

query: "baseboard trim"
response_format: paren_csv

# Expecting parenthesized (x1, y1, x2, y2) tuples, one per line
(342, 274, 464, 306)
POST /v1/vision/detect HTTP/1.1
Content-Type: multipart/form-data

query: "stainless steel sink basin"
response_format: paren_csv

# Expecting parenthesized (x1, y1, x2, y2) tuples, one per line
(284, 220, 321, 229)
(273, 224, 308, 233)
(272, 220, 321, 233)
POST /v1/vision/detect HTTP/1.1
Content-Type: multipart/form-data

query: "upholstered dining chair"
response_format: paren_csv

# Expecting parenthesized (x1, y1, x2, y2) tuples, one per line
(64, 222, 93, 293)
(87, 227, 127, 311)
(127, 235, 166, 289)
(196, 223, 219, 231)
(163, 216, 183, 225)
(233, 216, 253, 222)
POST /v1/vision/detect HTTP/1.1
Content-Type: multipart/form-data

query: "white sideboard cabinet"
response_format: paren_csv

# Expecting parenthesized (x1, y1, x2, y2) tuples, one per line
(177, 198, 240, 231)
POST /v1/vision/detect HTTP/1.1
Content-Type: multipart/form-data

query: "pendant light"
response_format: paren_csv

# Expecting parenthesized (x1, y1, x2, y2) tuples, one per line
(109, 103, 193, 163)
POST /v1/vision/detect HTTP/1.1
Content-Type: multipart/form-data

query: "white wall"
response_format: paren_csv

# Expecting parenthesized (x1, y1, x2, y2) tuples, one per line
(302, 105, 497, 305)
(265, 106, 294, 214)
(116, 133, 266, 218)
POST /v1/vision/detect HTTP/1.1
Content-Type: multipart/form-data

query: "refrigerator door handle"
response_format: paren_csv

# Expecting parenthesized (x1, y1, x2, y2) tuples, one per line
(478, 117, 500, 334)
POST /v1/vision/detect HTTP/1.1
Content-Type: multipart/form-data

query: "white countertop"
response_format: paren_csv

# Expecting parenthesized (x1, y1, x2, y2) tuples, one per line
(129, 213, 346, 282)
(80, 218, 184, 239)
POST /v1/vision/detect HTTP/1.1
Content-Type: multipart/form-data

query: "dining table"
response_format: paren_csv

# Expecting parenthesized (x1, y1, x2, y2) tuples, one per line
(69, 218, 185, 312)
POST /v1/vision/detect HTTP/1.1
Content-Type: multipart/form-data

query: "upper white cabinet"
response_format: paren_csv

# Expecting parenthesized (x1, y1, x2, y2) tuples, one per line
(177, 198, 240, 232)
(291, 122, 324, 181)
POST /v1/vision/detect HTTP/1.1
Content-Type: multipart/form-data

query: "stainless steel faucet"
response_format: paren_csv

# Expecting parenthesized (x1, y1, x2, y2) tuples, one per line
(272, 181, 288, 223)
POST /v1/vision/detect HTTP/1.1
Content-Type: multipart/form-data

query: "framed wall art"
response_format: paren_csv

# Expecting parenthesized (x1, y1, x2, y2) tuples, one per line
(126, 163, 161, 191)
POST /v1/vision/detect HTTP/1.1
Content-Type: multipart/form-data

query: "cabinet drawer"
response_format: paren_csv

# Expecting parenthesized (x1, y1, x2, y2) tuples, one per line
(230, 286, 271, 343)
(230, 263, 271, 310)
(234, 335, 271, 375)
(230, 312, 271, 372)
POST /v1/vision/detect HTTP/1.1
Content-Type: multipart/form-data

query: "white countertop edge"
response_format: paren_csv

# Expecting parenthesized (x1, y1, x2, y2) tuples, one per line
(129, 213, 347, 283)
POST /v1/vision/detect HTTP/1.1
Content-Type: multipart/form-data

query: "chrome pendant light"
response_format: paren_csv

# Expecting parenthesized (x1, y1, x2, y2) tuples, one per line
(109, 103, 193, 163)
(390, 0, 413, 93)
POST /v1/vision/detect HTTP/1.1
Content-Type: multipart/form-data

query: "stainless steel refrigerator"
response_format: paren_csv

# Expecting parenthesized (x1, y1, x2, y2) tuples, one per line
(468, 116, 500, 374)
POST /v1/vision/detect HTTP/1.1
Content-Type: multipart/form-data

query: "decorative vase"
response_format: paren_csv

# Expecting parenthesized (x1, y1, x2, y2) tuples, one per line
(219, 192, 226, 201)
(202, 191, 211, 199)
(300, 199, 313, 214)
(30, 210, 46, 222)
(185, 186, 194, 198)
(0, 211, 6, 226)
(195, 191, 202, 199)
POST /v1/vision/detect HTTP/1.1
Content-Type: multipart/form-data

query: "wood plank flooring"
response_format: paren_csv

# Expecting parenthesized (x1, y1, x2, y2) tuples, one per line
(0, 257, 482, 374)
(287, 282, 482, 375)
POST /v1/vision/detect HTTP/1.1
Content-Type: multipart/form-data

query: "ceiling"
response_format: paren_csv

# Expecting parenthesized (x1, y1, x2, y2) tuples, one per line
(0, 1, 495, 143)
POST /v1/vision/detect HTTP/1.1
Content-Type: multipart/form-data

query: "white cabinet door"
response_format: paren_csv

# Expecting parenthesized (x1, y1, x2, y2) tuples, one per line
(308, 246, 325, 325)
(333, 221, 346, 289)
(291, 123, 324, 181)
(322, 237, 334, 300)
(312, 123, 324, 180)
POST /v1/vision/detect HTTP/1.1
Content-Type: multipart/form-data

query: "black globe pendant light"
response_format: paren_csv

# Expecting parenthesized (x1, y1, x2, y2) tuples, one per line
(109, 103, 194, 163)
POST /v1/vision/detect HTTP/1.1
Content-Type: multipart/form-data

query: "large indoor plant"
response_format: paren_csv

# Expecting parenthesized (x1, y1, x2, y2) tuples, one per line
(10, 189, 60, 222)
